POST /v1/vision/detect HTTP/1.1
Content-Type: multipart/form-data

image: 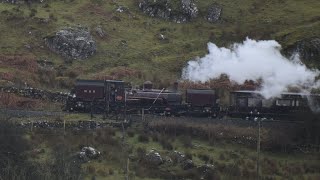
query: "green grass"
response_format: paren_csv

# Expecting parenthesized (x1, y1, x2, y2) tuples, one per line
(125, 128, 320, 179)
(16, 118, 319, 180)
(0, 0, 319, 88)
(63, 113, 92, 121)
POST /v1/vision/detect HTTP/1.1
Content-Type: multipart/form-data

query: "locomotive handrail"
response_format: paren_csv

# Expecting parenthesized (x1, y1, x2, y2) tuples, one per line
(145, 88, 165, 111)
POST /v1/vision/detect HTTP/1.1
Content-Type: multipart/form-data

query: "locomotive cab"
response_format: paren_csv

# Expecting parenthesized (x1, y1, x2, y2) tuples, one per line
(104, 80, 125, 114)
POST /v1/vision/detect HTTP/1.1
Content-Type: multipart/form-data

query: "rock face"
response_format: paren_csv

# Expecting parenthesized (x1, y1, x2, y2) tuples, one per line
(139, 0, 198, 23)
(207, 3, 222, 23)
(291, 37, 320, 61)
(45, 26, 96, 60)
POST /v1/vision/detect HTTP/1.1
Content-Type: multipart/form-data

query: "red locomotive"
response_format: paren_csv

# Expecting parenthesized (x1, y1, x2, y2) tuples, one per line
(66, 79, 320, 120)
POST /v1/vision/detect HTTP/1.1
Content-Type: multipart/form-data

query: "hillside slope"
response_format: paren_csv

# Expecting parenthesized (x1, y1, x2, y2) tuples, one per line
(0, 0, 319, 89)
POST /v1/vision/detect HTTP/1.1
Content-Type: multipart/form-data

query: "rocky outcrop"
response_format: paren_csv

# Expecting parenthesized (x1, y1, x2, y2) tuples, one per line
(144, 149, 163, 166)
(290, 37, 320, 62)
(45, 26, 96, 60)
(78, 146, 101, 162)
(206, 3, 222, 23)
(138, 0, 198, 23)
(170, 150, 186, 163)
(169, 151, 194, 169)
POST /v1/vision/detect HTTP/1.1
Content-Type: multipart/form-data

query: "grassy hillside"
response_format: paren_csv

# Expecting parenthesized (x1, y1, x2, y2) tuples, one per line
(5, 114, 320, 180)
(0, 0, 319, 88)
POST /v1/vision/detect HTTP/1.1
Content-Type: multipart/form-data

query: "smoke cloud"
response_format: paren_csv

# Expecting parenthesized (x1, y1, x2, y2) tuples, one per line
(182, 38, 320, 98)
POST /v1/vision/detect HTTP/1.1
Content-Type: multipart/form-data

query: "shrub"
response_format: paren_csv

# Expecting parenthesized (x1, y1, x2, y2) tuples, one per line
(151, 133, 159, 142)
(185, 151, 193, 160)
(246, 160, 255, 170)
(127, 130, 135, 138)
(94, 128, 118, 145)
(49, 13, 57, 21)
(65, 70, 78, 79)
(209, 158, 214, 164)
(181, 136, 192, 148)
(87, 165, 96, 174)
(29, 9, 37, 17)
(97, 168, 108, 176)
(225, 164, 241, 176)
(108, 168, 114, 175)
(136, 147, 146, 160)
(159, 137, 173, 150)
(219, 153, 226, 161)
(138, 134, 149, 143)
(241, 167, 255, 179)
(198, 153, 210, 163)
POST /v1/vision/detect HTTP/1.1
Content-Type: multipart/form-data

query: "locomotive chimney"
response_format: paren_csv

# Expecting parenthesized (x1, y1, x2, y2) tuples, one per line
(143, 81, 153, 90)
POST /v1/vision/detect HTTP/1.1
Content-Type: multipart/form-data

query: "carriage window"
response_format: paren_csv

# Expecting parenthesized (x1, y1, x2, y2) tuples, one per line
(296, 100, 299, 106)
(248, 98, 261, 107)
(276, 99, 291, 106)
(93, 90, 95, 93)
(84, 90, 87, 93)
(89, 90, 91, 93)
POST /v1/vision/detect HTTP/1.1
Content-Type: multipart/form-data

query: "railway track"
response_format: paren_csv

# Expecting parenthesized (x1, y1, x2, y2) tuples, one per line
(0, 108, 306, 132)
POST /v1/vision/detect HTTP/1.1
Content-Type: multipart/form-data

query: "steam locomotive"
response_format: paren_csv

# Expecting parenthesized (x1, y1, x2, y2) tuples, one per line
(65, 79, 320, 120)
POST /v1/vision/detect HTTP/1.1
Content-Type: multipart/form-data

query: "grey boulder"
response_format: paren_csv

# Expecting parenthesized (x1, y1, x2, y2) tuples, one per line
(139, 0, 198, 23)
(207, 3, 222, 23)
(144, 149, 163, 166)
(45, 26, 96, 60)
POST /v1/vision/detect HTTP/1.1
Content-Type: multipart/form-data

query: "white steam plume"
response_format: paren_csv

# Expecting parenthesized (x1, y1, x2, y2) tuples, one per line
(182, 38, 320, 98)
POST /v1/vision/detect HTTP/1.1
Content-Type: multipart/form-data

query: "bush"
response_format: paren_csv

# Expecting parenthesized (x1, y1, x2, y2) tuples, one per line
(127, 130, 135, 138)
(219, 154, 226, 161)
(159, 137, 173, 150)
(49, 13, 57, 21)
(108, 168, 114, 175)
(65, 70, 78, 79)
(151, 133, 159, 142)
(225, 164, 241, 176)
(138, 134, 149, 143)
(136, 147, 146, 160)
(185, 151, 193, 160)
(29, 9, 37, 17)
(241, 167, 255, 179)
(94, 128, 118, 145)
(87, 165, 96, 174)
(181, 136, 192, 148)
(198, 153, 210, 163)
